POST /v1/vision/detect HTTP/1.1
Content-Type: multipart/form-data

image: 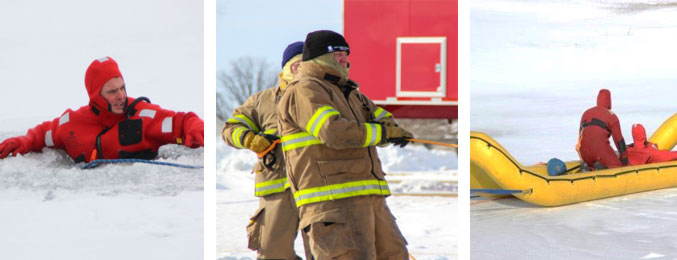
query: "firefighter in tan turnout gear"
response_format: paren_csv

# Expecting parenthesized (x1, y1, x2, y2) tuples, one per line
(277, 30, 413, 259)
(222, 41, 310, 260)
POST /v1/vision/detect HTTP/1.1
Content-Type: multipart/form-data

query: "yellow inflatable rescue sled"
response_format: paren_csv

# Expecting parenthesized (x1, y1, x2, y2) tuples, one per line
(471, 114, 677, 206)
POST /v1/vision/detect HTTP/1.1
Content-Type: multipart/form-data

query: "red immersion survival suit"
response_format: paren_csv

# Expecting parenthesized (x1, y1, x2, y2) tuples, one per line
(626, 123, 677, 165)
(0, 57, 203, 162)
(578, 89, 627, 169)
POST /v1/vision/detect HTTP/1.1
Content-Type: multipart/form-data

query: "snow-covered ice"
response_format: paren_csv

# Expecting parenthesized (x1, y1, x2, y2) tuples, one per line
(216, 137, 458, 259)
(471, 0, 677, 259)
(0, 141, 204, 259)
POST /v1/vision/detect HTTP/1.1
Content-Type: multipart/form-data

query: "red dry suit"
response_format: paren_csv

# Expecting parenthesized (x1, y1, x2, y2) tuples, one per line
(626, 123, 677, 165)
(0, 57, 203, 162)
(577, 89, 627, 169)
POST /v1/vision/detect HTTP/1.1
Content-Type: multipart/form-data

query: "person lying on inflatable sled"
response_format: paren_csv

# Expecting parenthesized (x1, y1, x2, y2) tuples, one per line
(626, 123, 677, 165)
(548, 123, 677, 176)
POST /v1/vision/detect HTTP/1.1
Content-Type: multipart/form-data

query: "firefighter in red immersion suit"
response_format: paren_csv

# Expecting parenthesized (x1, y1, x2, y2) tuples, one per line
(0, 57, 204, 162)
(578, 89, 628, 170)
(626, 123, 677, 165)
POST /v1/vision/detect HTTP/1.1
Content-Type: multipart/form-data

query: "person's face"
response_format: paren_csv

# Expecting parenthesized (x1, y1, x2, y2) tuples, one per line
(333, 51, 349, 68)
(290, 60, 301, 74)
(100, 77, 127, 114)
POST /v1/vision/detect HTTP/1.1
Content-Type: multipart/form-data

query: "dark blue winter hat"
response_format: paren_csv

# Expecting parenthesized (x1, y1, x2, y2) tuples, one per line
(281, 41, 304, 69)
(547, 158, 567, 176)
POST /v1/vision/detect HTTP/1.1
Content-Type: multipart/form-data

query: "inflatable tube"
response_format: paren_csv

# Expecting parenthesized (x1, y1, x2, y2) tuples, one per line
(470, 131, 677, 206)
(649, 113, 677, 150)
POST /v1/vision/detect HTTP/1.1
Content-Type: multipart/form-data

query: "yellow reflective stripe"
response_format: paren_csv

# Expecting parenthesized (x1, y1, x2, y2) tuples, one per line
(306, 106, 339, 137)
(363, 123, 382, 147)
(294, 180, 391, 207)
(263, 128, 277, 135)
(281, 132, 322, 151)
(254, 177, 290, 197)
(374, 107, 392, 121)
(231, 127, 248, 148)
(227, 114, 260, 132)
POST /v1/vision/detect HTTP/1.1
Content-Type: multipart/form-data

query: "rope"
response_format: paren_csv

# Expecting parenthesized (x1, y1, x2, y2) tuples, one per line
(408, 138, 458, 148)
(82, 159, 204, 170)
(470, 188, 530, 195)
(256, 139, 281, 158)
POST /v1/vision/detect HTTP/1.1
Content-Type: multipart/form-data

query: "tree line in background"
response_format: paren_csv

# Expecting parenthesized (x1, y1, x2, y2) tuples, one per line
(216, 57, 277, 121)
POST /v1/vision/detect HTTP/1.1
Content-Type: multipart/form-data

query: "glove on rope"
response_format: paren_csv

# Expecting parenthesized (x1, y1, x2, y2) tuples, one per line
(243, 131, 272, 153)
(0, 137, 30, 159)
(385, 126, 414, 148)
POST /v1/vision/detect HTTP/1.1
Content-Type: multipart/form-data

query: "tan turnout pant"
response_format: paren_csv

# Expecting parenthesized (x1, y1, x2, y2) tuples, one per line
(299, 195, 408, 260)
(247, 189, 311, 260)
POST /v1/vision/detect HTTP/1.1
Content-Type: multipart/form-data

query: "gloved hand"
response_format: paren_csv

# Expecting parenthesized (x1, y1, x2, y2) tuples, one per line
(377, 118, 398, 128)
(0, 137, 29, 159)
(385, 126, 414, 148)
(184, 124, 204, 148)
(243, 131, 272, 153)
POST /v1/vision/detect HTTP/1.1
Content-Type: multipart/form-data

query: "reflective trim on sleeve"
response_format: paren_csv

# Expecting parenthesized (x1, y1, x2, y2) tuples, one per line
(306, 106, 339, 138)
(59, 112, 70, 126)
(362, 123, 382, 147)
(281, 132, 322, 151)
(161, 117, 172, 133)
(373, 107, 392, 121)
(227, 114, 259, 132)
(231, 127, 248, 149)
(263, 128, 277, 135)
(254, 177, 290, 197)
(293, 180, 391, 207)
(138, 109, 157, 118)
(45, 130, 54, 147)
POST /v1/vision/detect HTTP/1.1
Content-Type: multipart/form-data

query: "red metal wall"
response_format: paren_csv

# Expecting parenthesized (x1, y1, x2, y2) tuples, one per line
(344, 0, 458, 120)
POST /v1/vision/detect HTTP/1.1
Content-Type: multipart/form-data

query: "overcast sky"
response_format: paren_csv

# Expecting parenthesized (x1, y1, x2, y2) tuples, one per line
(215, 0, 343, 73)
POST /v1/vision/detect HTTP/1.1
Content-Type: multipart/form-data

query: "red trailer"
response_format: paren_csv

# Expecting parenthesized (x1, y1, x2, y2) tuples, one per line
(344, 0, 458, 120)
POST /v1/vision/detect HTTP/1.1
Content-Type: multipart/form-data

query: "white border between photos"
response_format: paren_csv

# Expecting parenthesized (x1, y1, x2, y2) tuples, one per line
(204, 0, 216, 258)
(457, 0, 470, 259)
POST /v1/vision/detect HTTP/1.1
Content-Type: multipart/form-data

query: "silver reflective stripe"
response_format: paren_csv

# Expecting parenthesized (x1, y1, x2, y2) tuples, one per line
(255, 182, 287, 193)
(295, 184, 384, 202)
(374, 111, 386, 121)
(307, 108, 338, 135)
(367, 124, 377, 146)
(282, 135, 318, 147)
(59, 113, 70, 126)
(138, 109, 156, 118)
(230, 117, 251, 129)
(45, 130, 54, 147)
(97, 57, 109, 62)
(161, 117, 172, 133)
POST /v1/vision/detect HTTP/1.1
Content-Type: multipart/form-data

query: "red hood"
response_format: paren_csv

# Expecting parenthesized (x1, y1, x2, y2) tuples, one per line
(632, 123, 647, 148)
(85, 57, 124, 113)
(597, 89, 611, 110)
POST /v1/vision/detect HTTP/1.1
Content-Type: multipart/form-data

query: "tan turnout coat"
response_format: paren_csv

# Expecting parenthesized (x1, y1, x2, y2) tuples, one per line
(276, 61, 397, 208)
(223, 86, 288, 197)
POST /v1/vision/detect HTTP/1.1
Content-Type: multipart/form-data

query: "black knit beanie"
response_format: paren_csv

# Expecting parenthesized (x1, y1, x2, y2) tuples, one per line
(302, 30, 350, 61)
